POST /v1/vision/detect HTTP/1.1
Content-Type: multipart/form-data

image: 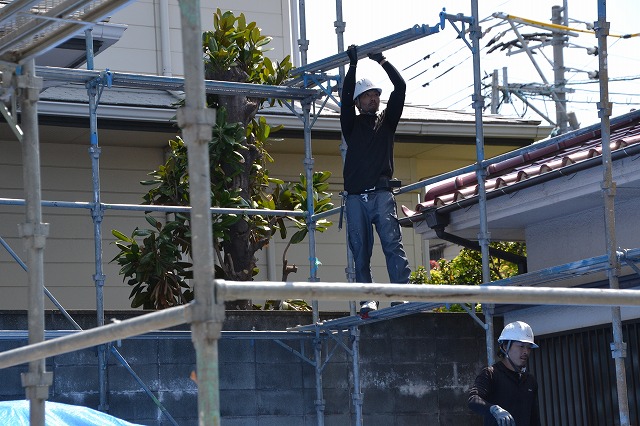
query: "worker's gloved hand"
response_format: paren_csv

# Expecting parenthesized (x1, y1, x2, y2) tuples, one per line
(368, 52, 386, 63)
(490, 405, 515, 426)
(347, 45, 358, 66)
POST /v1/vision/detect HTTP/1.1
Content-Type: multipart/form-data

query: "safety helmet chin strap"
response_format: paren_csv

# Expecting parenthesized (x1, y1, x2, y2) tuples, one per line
(500, 341, 527, 377)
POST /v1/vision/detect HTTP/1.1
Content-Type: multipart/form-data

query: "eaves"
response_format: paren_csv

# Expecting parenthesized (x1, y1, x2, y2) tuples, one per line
(406, 109, 640, 241)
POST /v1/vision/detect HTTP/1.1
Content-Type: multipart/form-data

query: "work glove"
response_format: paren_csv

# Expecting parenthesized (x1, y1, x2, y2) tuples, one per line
(368, 52, 386, 63)
(490, 405, 515, 426)
(347, 45, 358, 66)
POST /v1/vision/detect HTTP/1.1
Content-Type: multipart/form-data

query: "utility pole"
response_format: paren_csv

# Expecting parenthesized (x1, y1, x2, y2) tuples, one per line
(491, 3, 579, 132)
(491, 69, 499, 114)
(552, 5, 568, 134)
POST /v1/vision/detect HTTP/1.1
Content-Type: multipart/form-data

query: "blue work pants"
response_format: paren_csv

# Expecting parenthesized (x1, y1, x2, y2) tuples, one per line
(346, 190, 411, 284)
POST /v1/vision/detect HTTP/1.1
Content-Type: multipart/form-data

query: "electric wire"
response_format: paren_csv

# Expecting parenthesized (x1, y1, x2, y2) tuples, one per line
(400, 2, 640, 124)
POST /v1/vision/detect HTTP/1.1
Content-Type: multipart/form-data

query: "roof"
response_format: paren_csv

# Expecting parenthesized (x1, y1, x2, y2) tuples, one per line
(401, 109, 640, 223)
(37, 81, 545, 128)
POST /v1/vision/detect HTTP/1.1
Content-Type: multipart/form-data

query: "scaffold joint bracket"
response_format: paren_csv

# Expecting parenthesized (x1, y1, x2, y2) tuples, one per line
(21, 371, 53, 400)
(610, 341, 627, 358)
(176, 107, 216, 142)
(18, 223, 49, 249)
(16, 71, 42, 91)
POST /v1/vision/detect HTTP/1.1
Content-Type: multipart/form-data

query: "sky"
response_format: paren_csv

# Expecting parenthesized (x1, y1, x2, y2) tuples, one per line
(302, 0, 640, 129)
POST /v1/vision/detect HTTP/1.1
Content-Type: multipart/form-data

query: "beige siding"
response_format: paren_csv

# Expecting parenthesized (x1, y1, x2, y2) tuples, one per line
(0, 134, 167, 311)
(94, 0, 294, 76)
(1, 124, 428, 311)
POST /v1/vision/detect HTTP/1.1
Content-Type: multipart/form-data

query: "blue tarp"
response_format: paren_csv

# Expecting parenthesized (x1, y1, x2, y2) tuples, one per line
(0, 400, 142, 426)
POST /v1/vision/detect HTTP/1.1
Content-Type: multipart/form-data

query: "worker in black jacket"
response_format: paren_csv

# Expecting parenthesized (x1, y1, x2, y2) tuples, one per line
(469, 321, 542, 426)
(340, 44, 411, 316)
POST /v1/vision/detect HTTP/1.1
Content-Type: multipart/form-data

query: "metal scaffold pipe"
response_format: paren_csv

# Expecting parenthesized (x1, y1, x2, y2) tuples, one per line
(216, 280, 640, 307)
(1, 282, 640, 371)
(35, 66, 317, 100)
(595, 1, 630, 424)
(18, 59, 50, 426)
(0, 305, 188, 369)
(176, 0, 226, 424)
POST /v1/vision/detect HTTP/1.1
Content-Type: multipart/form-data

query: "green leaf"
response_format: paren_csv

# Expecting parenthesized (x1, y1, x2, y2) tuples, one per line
(111, 229, 132, 242)
(289, 229, 307, 245)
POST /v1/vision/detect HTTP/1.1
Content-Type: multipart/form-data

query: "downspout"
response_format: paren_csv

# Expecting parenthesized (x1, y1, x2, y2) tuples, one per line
(159, 0, 172, 76)
(423, 208, 527, 274)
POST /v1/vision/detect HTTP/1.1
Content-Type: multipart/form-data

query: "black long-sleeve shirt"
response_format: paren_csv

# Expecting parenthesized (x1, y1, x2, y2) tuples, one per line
(340, 61, 406, 194)
(468, 361, 541, 426)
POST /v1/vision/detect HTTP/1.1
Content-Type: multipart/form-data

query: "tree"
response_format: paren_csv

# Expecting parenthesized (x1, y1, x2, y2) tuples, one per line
(409, 242, 526, 312)
(110, 10, 333, 310)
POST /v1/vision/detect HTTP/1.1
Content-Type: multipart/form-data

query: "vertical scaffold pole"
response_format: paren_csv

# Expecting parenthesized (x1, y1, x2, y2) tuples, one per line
(469, 0, 495, 364)
(302, 98, 325, 426)
(18, 59, 52, 426)
(84, 27, 109, 411)
(297, 1, 325, 425)
(332, 1, 363, 423)
(177, 0, 224, 425)
(595, 2, 630, 425)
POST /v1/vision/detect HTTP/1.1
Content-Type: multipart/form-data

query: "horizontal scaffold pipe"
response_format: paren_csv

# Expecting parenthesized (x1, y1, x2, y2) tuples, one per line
(216, 280, 640, 307)
(0, 305, 187, 369)
(2, 282, 639, 369)
(0, 198, 307, 217)
(35, 66, 318, 101)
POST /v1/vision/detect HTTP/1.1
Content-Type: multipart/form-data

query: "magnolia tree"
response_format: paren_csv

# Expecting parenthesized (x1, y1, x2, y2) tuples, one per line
(111, 10, 333, 310)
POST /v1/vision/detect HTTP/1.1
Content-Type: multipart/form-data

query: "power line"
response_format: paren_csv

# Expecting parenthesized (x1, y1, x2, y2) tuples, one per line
(567, 75, 640, 85)
(430, 81, 475, 107)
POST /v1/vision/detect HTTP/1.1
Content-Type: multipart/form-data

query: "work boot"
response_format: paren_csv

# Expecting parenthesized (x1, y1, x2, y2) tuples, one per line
(359, 301, 379, 317)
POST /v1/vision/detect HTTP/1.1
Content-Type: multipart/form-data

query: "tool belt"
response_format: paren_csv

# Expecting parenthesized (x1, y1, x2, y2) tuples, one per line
(339, 177, 402, 230)
(359, 176, 401, 194)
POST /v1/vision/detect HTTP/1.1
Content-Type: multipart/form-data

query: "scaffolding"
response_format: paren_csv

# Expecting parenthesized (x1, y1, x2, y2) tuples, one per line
(0, 0, 635, 425)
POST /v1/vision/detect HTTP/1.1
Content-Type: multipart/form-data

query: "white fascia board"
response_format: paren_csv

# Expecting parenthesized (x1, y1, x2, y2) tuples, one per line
(38, 100, 551, 141)
(37, 100, 177, 123)
(258, 113, 551, 140)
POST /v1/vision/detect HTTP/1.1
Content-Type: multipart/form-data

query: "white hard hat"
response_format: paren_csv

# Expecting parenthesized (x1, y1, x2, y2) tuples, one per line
(353, 78, 382, 101)
(498, 321, 539, 348)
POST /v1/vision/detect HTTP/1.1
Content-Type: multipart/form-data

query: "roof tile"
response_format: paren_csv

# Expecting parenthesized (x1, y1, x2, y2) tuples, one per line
(405, 111, 640, 216)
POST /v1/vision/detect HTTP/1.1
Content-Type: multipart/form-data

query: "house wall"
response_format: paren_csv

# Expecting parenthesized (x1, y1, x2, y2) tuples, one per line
(513, 195, 640, 335)
(467, 152, 640, 335)
(0, 127, 426, 311)
(0, 311, 489, 426)
(0, 135, 166, 310)
(92, 0, 295, 76)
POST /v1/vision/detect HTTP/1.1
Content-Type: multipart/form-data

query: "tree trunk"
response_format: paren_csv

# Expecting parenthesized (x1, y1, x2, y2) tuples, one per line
(209, 69, 261, 308)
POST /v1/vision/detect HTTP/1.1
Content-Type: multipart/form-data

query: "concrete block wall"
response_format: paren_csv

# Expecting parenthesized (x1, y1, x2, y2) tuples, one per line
(0, 310, 493, 425)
